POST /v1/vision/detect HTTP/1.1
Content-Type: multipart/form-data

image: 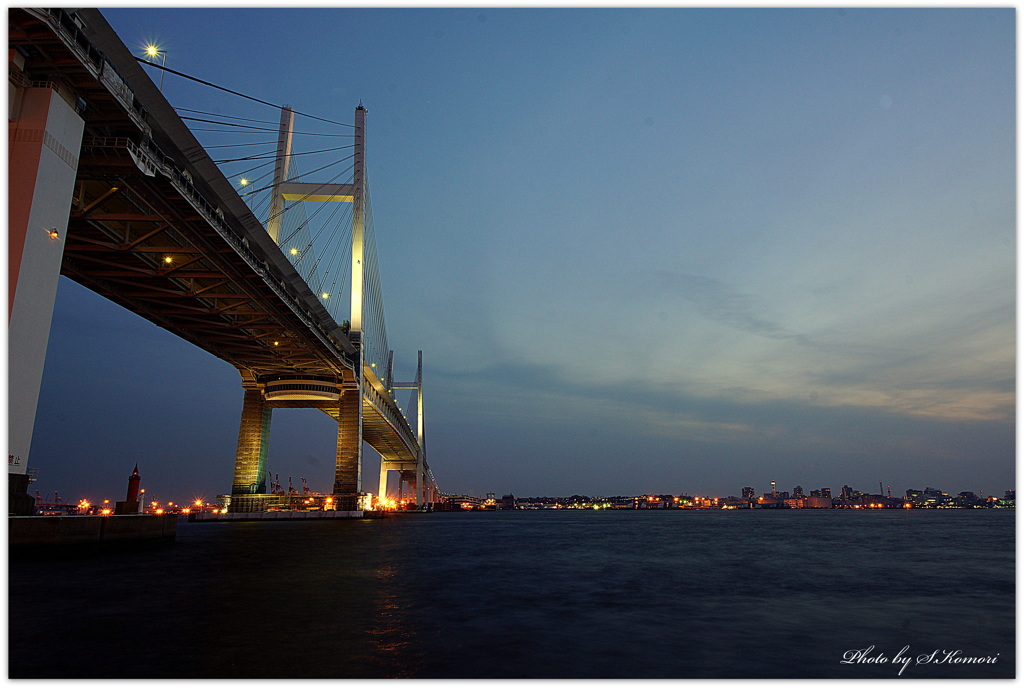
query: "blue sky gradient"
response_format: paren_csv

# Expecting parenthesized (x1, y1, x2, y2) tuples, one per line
(29, 8, 1014, 503)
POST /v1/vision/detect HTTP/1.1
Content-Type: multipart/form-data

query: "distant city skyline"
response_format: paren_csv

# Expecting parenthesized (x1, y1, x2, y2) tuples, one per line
(25, 8, 1015, 504)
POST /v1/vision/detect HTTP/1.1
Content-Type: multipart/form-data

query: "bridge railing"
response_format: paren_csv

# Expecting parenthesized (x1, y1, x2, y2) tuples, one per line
(362, 370, 419, 455)
(34, 8, 151, 137)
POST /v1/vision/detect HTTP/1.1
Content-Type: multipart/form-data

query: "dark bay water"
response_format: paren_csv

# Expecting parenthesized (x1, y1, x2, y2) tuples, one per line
(8, 509, 1014, 678)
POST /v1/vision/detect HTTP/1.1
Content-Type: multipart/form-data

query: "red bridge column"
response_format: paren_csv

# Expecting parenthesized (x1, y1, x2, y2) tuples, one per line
(8, 53, 85, 512)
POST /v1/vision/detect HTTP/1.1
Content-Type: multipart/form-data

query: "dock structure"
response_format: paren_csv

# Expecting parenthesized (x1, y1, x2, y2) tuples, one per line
(9, 514, 178, 551)
(189, 510, 382, 522)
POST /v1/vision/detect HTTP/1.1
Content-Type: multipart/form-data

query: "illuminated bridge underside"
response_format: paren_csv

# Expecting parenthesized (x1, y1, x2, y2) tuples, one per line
(8, 8, 356, 380)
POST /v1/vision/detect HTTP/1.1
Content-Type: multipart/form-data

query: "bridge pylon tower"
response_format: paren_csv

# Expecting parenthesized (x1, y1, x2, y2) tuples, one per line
(227, 103, 430, 512)
(382, 350, 431, 509)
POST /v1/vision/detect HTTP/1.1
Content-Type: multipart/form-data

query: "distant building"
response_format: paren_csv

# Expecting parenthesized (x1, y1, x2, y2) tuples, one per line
(741, 486, 755, 501)
(955, 492, 983, 508)
(792, 485, 804, 498)
(821, 488, 831, 498)
(803, 496, 833, 509)
(636, 494, 676, 509)
(500, 494, 516, 510)
(439, 495, 482, 511)
(906, 487, 954, 508)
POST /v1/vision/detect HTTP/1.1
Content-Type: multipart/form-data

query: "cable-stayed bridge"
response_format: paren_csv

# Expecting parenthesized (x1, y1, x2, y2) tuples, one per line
(8, 8, 437, 512)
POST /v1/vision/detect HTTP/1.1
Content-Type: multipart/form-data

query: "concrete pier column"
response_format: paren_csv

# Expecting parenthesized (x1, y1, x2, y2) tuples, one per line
(415, 463, 425, 508)
(332, 386, 362, 509)
(378, 462, 390, 507)
(8, 73, 85, 510)
(231, 389, 271, 495)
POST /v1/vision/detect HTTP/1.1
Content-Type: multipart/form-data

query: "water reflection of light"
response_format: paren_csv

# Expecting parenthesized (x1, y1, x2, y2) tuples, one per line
(367, 564, 421, 678)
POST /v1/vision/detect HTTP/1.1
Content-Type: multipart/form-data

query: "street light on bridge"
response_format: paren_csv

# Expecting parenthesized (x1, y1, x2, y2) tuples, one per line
(143, 44, 167, 92)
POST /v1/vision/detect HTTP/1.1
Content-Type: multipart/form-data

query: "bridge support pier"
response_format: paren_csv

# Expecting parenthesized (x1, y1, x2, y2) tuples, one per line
(229, 388, 272, 510)
(377, 461, 390, 507)
(8, 73, 85, 508)
(378, 461, 428, 509)
(332, 386, 362, 510)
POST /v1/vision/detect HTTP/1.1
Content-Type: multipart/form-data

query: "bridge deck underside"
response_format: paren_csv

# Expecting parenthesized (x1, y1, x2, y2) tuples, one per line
(11, 9, 353, 381)
(64, 156, 349, 379)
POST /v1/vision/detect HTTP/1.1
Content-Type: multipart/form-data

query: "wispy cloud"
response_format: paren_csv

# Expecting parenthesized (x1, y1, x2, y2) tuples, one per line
(649, 270, 809, 343)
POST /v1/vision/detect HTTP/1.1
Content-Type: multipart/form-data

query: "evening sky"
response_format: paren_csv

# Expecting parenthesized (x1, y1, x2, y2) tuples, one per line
(28, 7, 1015, 504)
